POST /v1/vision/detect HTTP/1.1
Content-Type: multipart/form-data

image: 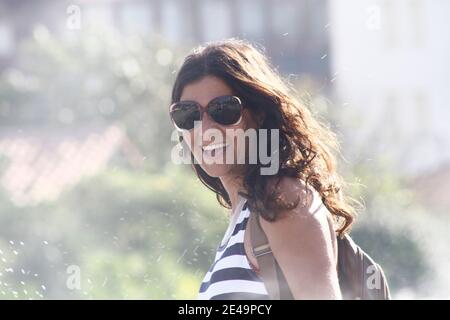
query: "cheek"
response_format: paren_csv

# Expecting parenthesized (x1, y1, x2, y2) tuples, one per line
(182, 131, 202, 158)
(182, 131, 194, 151)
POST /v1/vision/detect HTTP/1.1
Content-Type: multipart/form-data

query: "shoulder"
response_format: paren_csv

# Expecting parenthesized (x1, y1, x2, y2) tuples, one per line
(264, 176, 324, 219)
(257, 176, 340, 299)
(259, 175, 336, 259)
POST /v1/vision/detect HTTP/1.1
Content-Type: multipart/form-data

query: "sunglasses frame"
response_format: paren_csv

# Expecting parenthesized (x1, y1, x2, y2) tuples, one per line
(169, 95, 244, 131)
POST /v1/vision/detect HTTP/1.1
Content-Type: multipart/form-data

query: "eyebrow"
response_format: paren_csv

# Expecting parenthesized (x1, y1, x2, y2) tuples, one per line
(179, 94, 233, 107)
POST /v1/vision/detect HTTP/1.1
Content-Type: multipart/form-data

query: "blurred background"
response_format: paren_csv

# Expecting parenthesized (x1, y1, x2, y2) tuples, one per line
(0, 0, 449, 299)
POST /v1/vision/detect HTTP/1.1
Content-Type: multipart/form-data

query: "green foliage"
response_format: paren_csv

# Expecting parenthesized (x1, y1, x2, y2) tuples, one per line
(0, 25, 186, 168)
(341, 159, 434, 296)
(351, 224, 428, 290)
(0, 165, 229, 299)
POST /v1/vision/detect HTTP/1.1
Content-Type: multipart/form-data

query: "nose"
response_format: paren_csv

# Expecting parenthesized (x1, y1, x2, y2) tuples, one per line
(191, 108, 222, 146)
(200, 109, 216, 132)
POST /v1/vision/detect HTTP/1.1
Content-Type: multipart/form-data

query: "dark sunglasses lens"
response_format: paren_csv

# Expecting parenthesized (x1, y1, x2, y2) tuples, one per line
(170, 102, 200, 130)
(208, 96, 242, 125)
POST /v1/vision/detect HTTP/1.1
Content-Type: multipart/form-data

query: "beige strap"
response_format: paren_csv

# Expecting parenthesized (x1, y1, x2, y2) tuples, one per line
(248, 208, 281, 300)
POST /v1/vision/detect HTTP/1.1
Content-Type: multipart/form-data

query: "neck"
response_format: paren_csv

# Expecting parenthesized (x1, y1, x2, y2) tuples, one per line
(220, 174, 245, 217)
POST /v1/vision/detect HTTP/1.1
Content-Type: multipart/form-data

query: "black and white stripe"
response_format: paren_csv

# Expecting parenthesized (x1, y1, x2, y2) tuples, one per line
(197, 202, 269, 300)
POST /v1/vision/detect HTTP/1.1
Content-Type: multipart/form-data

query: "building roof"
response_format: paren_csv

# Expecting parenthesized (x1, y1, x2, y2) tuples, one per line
(407, 162, 450, 215)
(0, 123, 143, 206)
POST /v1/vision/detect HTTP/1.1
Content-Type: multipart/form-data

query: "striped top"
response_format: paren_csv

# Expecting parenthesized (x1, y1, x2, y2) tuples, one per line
(197, 201, 270, 300)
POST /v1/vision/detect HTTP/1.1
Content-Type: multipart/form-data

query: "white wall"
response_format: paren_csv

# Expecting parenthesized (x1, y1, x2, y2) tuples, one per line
(329, 0, 450, 176)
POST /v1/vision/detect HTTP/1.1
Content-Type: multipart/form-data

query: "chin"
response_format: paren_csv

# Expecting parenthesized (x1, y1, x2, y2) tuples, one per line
(199, 164, 235, 178)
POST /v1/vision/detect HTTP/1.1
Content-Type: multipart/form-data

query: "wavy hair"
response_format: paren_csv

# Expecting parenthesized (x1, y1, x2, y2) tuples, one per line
(171, 38, 357, 236)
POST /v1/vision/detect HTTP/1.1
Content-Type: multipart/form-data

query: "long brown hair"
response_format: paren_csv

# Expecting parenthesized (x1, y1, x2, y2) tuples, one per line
(171, 38, 357, 236)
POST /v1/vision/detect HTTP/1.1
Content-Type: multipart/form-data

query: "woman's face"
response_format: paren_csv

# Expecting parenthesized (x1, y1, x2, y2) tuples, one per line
(178, 75, 260, 178)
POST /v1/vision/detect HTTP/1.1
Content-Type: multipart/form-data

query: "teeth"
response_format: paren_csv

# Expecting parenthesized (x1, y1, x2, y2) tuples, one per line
(202, 143, 228, 151)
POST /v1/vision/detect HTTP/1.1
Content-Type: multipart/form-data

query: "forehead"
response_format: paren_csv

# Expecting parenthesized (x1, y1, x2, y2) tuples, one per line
(179, 76, 233, 107)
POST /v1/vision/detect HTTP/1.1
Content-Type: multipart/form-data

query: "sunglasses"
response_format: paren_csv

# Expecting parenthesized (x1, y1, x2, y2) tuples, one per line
(169, 95, 243, 131)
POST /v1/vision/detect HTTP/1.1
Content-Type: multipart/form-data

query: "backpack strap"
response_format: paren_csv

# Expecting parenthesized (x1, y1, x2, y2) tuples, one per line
(248, 210, 293, 299)
(249, 206, 391, 300)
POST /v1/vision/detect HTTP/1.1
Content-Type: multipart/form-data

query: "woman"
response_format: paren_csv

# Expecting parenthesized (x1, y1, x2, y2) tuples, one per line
(169, 39, 357, 300)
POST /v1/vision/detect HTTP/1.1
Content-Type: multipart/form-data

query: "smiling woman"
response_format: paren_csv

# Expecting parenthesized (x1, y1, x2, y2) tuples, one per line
(168, 38, 358, 300)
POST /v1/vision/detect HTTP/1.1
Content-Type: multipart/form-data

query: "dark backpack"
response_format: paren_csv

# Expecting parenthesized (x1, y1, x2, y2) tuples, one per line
(248, 210, 391, 300)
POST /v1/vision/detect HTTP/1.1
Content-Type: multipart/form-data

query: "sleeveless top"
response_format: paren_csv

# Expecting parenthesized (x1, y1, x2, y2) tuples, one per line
(197, 200, 270, 300)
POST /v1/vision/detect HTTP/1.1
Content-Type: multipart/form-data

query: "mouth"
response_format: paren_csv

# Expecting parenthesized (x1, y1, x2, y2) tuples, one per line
(202, 142, 230, 158)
